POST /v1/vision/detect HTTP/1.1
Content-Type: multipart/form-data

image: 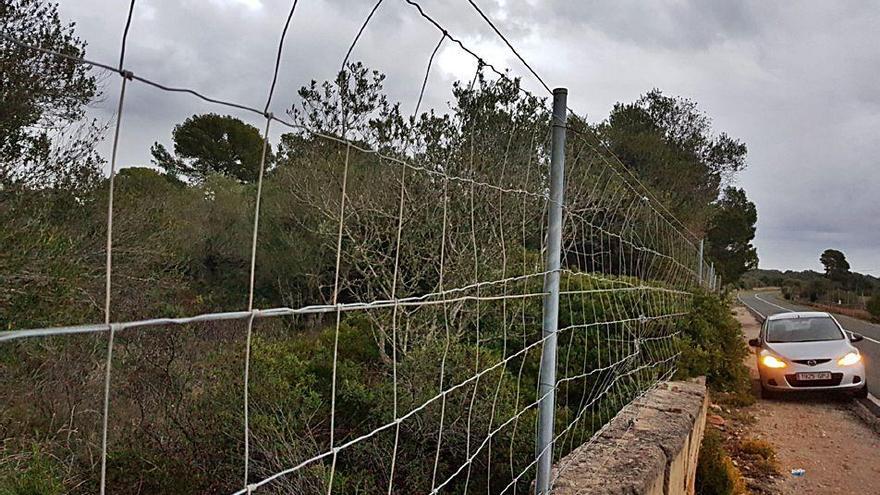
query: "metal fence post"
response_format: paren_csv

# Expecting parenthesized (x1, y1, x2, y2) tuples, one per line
(535, 87, 567, 494)
(697, 239, 704, 286)
(709, 263, 715, 291)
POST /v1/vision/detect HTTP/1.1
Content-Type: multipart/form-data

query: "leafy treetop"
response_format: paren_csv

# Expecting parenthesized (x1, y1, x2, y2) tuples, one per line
(151, 113, 273, 184)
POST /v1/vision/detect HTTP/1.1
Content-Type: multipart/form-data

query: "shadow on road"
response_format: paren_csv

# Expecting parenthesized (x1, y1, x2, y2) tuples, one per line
(750, 376, 856, 404)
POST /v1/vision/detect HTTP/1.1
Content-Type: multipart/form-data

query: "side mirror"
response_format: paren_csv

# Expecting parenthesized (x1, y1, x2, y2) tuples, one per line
(748, 338, 761, 347)
(850, 333, 864, 343)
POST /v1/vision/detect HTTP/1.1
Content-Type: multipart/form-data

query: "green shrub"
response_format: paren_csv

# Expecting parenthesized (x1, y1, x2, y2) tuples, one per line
(696, 429, 746, 495)
(735, 438, 778, 476)
(868, 294, 880, 320)
(675, 290, 753, 405)
(0, 448, 65, 495)
(737, 438, 773, 459)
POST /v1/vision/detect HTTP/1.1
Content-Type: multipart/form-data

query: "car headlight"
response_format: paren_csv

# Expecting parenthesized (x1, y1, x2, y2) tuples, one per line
(761, 354, 787, 368)
(838, 352, 861, 366)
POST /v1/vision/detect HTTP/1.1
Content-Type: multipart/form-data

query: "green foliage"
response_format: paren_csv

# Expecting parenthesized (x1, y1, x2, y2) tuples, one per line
(696, 429, 746, 495)
(151, 113, 273, 183)
(1, 0, 105, 327)
(599, 89, 747, 230)
(743, 267, 879, 312)
(820, 248, 850, 283)
(104, 449, 209, 494)
(776, 278, 801, 300)
(1, 0, 102, 190)
(734, 438, 778, 476)
(868, 294, 880, 319)
(1, 270, 690, 493)
(290, 61, 408, 149)
(675, 290, 752, 404)
(0, 448, 65, 495)
(706, 187, 758, 284)
(2, 35, 748, 491)
(804, 277, 833, 302)
(0, 187, 103, 329)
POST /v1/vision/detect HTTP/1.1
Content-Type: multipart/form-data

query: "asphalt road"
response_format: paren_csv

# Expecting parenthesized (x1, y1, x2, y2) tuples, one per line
(738, 290, 880, 401)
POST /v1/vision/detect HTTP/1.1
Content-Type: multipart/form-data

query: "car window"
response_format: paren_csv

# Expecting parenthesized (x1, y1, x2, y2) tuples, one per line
(766, 317, 844, 343)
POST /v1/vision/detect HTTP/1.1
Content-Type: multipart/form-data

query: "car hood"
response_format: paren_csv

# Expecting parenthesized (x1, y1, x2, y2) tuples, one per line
(765, 339, 853, 360)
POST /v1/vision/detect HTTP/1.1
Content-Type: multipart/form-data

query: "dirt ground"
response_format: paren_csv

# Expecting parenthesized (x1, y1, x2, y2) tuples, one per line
(733, 307, 880, 494)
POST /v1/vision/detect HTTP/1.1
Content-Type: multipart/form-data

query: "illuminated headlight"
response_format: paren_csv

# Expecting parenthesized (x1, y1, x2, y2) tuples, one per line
(761, 354, 787, 368)
(838, 352, 861, 366)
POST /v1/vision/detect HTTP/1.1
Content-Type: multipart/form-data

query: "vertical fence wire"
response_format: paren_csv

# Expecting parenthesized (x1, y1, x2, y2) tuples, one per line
(98, 1, 137, 493)
(325, 143, 352, 493)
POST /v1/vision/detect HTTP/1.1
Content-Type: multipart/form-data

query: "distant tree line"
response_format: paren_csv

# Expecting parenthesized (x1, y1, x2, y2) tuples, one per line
(742, 250, 880, 319)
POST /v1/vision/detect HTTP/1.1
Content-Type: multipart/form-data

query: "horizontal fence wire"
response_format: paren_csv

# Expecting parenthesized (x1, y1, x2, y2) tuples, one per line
(0, 1, 718, 493)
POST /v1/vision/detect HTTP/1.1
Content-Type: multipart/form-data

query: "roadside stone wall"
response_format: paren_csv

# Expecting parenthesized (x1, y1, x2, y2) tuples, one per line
(551, 378, 708, 495)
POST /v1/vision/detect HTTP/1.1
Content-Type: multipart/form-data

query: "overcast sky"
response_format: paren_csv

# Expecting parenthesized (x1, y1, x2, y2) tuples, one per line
(58, 0, 879, 276)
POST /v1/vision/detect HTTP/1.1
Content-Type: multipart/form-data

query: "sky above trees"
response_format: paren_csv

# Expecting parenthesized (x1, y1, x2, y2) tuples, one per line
(58, 0, 880, 275)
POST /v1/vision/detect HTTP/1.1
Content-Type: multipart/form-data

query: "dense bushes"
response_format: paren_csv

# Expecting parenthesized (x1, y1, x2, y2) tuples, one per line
(675, 289, 753, 404)
(0, 448, 65, 495)
(868, 294, 880, 320)
(743, 268, 880, 313)
(1, 76, 695, 492)
(1, 271, 689, 494)
(1, 71, 733, 492)
(695, 429, 747, 495)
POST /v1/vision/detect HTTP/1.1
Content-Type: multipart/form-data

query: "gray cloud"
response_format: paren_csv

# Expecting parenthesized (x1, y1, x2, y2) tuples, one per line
(514, 0, 759, 50)
(58, 0, 880, 276)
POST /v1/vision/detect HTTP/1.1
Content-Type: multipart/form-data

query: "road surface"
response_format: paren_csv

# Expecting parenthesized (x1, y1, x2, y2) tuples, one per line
(738, 290, 880, 402)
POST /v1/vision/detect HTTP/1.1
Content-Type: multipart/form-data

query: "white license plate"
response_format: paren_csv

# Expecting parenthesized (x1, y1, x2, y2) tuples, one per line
(796, 372, 832, 381)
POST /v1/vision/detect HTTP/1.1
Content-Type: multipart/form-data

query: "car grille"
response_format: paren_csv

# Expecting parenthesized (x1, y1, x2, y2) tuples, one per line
(785, 372, 843, 387)
(791, 359, 831, 366)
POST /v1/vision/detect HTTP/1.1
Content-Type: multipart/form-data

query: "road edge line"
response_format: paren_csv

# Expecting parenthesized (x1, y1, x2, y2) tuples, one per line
(753, 293, 794, 312)
(752, 293, 880, 345)
(851, 394, 880, 433)
(736, 293, 765, 321)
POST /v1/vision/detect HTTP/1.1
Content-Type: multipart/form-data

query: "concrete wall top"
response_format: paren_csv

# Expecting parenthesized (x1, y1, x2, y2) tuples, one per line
(551, 378, 709, 495)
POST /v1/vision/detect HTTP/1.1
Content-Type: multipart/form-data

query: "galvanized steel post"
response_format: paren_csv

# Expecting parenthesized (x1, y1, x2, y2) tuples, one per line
(535, 87, 567, 494)
(698, 239, 704, 286)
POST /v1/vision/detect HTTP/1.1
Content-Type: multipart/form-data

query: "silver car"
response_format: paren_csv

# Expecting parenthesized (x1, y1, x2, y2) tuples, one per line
(748, 311, 868, 399)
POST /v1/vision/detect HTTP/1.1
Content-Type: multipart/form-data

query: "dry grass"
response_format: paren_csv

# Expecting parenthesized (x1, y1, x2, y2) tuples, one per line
(799, 301, 877, 323)
(734, 438, 779, 477)
(697, 428, 749, 495)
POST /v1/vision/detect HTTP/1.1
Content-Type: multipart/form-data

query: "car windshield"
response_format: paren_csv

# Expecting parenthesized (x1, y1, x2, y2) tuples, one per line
(766, 316, 844, 343)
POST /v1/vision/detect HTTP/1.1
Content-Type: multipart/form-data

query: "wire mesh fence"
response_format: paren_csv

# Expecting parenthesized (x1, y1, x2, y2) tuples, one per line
(1, 1, 718, 493)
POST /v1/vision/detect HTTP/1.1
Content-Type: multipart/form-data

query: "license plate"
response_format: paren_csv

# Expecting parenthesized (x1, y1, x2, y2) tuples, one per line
(796, 372, 832, 381)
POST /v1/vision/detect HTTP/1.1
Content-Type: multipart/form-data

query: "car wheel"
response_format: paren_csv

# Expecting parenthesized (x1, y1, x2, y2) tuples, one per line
(760, 383, 777, 400)
(854, 383, 868, 399)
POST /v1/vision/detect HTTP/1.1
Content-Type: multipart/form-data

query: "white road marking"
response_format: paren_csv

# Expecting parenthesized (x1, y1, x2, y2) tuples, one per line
(869, 393, 880, 408)
(736, 294, 765, 319)
(746, 292, 880, 345)
(756, 294, 880, 346)
(754, 293, 794, 312)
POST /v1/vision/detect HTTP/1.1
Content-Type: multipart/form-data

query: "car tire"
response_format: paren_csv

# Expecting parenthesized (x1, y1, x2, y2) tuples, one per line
(854, 383, 868, 399)
(759, 383, 777, 400)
